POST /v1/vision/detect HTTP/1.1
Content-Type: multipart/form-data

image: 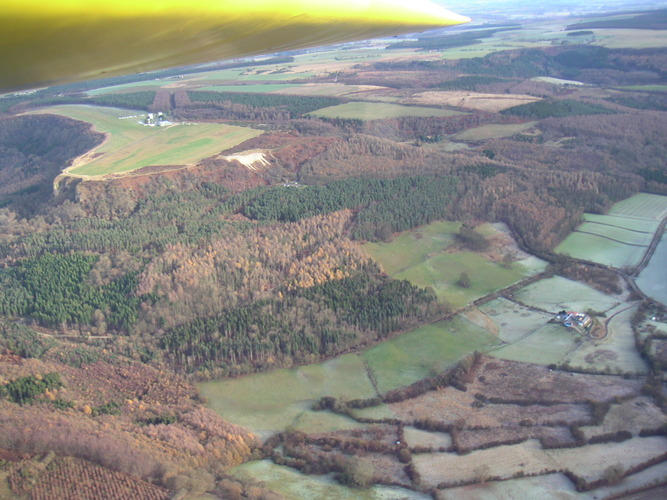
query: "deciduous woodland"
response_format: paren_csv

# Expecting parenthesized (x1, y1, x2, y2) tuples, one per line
(1, 8, 667, 498)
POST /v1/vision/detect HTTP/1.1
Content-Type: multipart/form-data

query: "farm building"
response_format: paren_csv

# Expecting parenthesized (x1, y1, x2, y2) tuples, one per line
(555, 310, 592, 330)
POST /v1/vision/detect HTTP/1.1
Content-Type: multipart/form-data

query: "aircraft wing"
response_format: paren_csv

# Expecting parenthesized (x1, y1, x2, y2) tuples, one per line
(0, 0, 469, 92)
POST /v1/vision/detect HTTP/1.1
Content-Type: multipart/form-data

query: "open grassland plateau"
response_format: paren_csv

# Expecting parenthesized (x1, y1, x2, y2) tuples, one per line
(307, 102, 465, 120)
(198, 354, 375, 439)
(26, 105, 262, 177)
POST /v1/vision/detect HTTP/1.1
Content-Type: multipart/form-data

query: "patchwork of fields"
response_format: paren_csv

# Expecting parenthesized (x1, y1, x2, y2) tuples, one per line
(556, 193, 667, 268)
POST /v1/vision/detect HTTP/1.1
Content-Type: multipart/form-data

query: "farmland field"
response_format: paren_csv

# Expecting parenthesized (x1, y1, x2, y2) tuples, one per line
(582, 213, 659, 232)
(556, 194, 667, 268)
(307, 102, 464, 120)
(363, 317, 500, 393)
(475, 298, 553, 343)
(401, 91, 541, 112)
(274, 83, 392, 98)
(198, 84, 299, 93)
(578, 396, 667, 441)
(230, 460, 431, 500)
(364, 221, 546, 309)
(489, 323, 583, 365)
(563, 306, 648, 374)
(546, 437, 667, 483)
(363, 221, 461, 275)
(26, 105, 262, 177)
(454, 121, 538, 141)
(514, 276, 621, 314)
(198, 354, 374, 439)
(395, 252, 537, 309)
(609, 193, 667, 220)
(556, 232, 646, 268)
(414, 440, 557, 487)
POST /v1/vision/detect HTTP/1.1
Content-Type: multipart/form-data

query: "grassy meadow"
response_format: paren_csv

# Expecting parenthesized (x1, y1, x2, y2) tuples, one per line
(364, 221, 544, 309)
(27, 105, 262, 176)
(307, 102, 464, 120)
(363, 317, 500, 393)
(198, 354, 375, 438)
(513, 276, 621, 314)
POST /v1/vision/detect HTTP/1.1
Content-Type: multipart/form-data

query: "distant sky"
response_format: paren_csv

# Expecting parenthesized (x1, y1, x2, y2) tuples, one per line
(434, 0, 667, 23)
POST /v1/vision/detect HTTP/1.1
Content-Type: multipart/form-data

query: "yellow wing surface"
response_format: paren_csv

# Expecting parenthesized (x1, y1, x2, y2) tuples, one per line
(0, 0, 469, 91)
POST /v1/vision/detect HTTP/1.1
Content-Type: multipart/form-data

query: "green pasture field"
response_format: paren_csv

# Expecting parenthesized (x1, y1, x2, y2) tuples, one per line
(575, 222, 654, 246)
(307, 102, 464, 120)
(582, 213, 660, 233)
(476, 298, 553, 343)
(363, 317, 500, 393)
(556, 194, 667, 268)
(489, 323, 582, 366)
(364, 221, 543, 309)
(230, 460, 431, 500)
(555, 231, 646, 268)
(198, 84, 299, 93)
(454, 121, 538, 141)
(197, 353, 375, 439)
(27, 105, 262, 176)
(514, 276, 621, 314)
(363, 221, 461, 275)
(609, 193, 667, 220)
(395, 252, 529, 309)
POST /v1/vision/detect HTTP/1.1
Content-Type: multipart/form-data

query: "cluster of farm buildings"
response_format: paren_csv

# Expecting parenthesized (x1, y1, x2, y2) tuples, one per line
(555, 310, 593, 332)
